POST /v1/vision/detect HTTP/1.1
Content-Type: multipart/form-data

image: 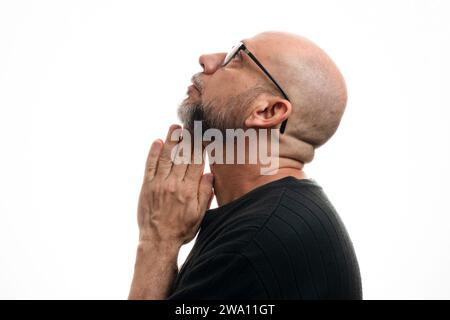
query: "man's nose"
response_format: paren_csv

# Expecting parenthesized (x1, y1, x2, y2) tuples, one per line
(198, 53, 227, 74)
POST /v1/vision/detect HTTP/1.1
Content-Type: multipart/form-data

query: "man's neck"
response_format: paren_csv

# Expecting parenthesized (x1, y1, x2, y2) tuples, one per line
(210, 158, 307, 207)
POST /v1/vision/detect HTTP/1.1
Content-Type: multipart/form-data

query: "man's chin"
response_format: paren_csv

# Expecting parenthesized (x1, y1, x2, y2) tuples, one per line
(184, 95, 202, 106)
(178, 105, 196, 132)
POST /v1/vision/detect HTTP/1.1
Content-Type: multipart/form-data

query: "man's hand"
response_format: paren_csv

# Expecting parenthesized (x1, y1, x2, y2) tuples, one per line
(138, 124, 214, 247)
(129, 125, 214, 300)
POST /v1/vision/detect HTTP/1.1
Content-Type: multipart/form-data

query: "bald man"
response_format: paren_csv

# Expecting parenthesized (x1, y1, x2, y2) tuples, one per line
(129, 32, 362, 300)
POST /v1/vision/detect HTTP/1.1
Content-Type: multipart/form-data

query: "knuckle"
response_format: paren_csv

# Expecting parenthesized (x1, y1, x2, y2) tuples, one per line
(146, 163, 157, 172)
(162, 178, 178, 194)
(143, 182, 153, 192)
(182, 187, 196, 200)
(160, 152, 173, 163)
(146, 180, 160, 195)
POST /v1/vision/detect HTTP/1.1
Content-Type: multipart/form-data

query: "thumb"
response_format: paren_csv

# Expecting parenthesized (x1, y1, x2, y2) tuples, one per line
(198, 173, 214, 212)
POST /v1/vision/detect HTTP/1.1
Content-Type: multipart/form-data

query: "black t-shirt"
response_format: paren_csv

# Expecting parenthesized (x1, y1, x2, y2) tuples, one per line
(168, 176, 362, 299)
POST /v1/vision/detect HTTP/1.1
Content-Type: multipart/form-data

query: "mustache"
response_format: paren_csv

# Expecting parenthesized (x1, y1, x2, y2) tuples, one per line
(190, 74, 204, 92)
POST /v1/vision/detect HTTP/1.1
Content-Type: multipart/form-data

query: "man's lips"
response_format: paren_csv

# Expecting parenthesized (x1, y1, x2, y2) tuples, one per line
(193, 80, 203, 91)
(190, 75, 203, 92)
(188, 84, 200, 94)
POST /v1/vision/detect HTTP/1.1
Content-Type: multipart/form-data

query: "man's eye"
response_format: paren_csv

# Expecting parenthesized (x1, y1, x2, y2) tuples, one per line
(232, 52, 242, 61)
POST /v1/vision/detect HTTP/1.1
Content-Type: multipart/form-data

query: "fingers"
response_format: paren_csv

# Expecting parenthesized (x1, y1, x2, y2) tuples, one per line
(156, 124, 182, 179)
(184, 146, 207, 182)
(198, 173, 214, 212)
(146, 124, 207, 183)
(144, 139, 163, 181)
(170, 130, 190, 180)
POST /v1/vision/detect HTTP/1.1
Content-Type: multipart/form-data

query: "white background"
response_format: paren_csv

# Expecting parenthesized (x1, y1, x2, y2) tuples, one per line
(1, 0, 449, 299)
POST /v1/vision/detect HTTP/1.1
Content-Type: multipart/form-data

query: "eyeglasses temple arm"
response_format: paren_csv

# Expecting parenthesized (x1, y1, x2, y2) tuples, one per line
(243, 48, 289, 134)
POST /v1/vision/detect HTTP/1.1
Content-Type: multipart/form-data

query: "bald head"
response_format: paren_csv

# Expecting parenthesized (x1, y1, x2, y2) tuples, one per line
(245, 31, 348, 163)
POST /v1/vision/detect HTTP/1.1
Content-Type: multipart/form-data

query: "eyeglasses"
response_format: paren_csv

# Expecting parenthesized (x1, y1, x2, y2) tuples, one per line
(222, 41, 289, 134)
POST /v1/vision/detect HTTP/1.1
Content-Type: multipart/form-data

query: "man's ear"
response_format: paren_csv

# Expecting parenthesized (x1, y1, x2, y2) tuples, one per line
(244, 96, 292, 130)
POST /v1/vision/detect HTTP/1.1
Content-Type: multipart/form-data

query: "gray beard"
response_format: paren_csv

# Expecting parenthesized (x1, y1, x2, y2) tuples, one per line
(177, 102, 211, 134)
(177, 85, 270, 134)
(177, 100, 234, 135)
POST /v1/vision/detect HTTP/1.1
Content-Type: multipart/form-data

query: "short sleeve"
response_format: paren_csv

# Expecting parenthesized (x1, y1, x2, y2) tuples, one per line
(167, 253, 268, 299)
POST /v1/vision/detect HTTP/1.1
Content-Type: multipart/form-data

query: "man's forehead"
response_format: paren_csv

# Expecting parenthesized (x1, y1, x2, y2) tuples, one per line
(240, 36, 273, 53)
(238, 38, 257, 53)
(239, 37, 271, 58)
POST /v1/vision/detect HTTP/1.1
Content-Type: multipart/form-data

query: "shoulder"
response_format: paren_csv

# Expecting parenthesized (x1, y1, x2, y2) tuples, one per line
(198, 180, 328, 257)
